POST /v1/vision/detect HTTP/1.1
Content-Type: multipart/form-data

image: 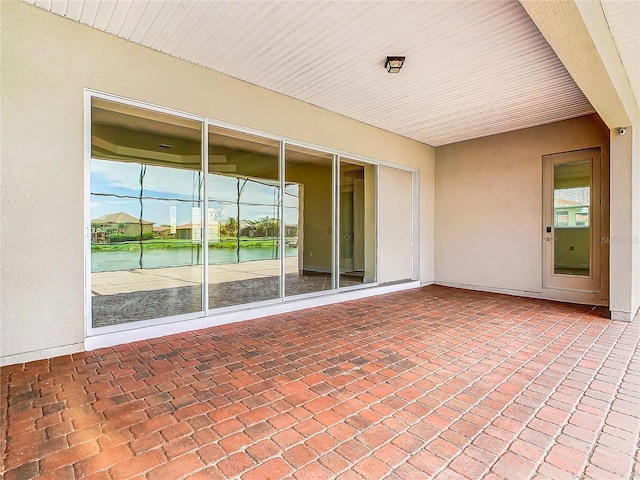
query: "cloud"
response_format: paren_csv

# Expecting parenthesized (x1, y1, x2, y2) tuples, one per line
(91, 159, 199, 198)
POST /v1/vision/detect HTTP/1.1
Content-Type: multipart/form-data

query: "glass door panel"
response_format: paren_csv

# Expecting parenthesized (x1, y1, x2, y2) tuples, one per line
(339, 158, 376, 287)
(543, 148, 601, 292)
(553, 161, 591, 276)
(285, 145, 335, 296)
(207, 126, 281, 308)
(90, 98, 204, 328)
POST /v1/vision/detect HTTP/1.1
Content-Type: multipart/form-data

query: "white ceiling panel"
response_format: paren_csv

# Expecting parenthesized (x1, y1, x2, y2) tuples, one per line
(158, 2, 209, 55)
(127, 1, 164, 45)
(103, 0, 132, 35)
(117, 1, 148, 40)
(77, 0, 99, 26)
(92, 0, 116, 31)
(140, 1, 181, 48)
(62, 0, 83, 20)
(26, 0, 604, 146)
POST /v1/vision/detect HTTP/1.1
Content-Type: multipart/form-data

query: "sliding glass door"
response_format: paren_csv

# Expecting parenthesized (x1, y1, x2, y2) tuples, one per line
(339, 158, 376, 287)
(285, 145, 335, 297)
(207, 126, 282, 309)
(90, 98, 204, 328)
(88, 95, 393, 331)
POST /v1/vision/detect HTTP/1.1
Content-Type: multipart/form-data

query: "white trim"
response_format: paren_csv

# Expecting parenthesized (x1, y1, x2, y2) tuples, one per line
(436, 281, 540, 297)
(84, 281, 420, 352)
(89, 309, 206, 336)
(412, 170, 420, 281)
(332, 153, 337, 290)
(202, 122, 209, 312)
(338, 150, 417, 173)
(1, 343, 84, 368)
(280, 140, 287, 299)
(84, 90, 93, 338)
(87, 89, 206, 123)
(375, 164, 380, 283)
(335, 155, 342, 290)
(207, 297, 283, 317)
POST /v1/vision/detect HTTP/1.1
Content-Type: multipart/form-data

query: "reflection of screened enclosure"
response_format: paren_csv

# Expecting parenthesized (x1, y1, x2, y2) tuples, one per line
(91, 159, 205, 272)
(208, 175, 300, 263)
(90, 97, 205, 323)
(91, 166, 301, 272)
(90, 97, 381, 330)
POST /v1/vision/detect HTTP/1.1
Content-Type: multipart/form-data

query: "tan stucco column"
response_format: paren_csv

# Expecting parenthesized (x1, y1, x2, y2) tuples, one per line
(609, 127, 638, 321)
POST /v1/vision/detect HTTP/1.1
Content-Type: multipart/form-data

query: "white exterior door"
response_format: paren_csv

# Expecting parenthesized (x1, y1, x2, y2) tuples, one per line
(543, 148, 601, 293)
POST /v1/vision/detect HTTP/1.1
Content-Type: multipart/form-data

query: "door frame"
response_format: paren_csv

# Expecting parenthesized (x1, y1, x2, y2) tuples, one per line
(542, 148, 601, 293)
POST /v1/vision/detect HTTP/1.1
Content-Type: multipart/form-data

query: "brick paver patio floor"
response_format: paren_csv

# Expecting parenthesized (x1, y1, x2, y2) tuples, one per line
(1, 285, 639, 479)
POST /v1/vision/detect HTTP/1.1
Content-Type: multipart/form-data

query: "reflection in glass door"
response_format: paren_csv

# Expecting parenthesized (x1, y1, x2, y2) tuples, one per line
(285, 145, 335, 297)
(90, 98, 204, 327)
(89, 96, 388, 331)
(543, 149, 600, 292)
(339, 158, 376, 287)
(207, 126, 282, 309)
(553, 161, 591, 276)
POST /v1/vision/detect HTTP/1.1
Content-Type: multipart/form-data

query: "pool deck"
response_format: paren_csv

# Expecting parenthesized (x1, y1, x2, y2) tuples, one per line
(91, 259, 298, 296)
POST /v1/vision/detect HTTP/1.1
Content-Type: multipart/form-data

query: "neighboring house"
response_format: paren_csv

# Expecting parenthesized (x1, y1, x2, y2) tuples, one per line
(153, 226, 173, 239)
(91, 211, 154, 241)
(554, 198, 590, 228)
(176, 222, 221, 242)
(175, 223, 194, 240)
(285, 224, 298, 238)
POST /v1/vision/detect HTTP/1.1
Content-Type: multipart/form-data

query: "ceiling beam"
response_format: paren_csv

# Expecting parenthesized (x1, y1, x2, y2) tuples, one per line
(520, 0, 637, 129)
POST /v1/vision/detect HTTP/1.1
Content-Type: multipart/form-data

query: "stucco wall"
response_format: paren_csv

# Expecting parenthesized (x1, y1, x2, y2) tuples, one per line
(435, 114, 610, 297)
(0, 2, 435, 364)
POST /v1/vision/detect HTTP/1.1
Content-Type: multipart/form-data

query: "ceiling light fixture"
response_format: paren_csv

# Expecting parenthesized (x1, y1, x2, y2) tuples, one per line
(385, 56, 405, 73)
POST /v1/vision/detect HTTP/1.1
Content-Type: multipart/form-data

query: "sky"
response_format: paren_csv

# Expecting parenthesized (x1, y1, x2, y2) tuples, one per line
(91, 159, 299, 227)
